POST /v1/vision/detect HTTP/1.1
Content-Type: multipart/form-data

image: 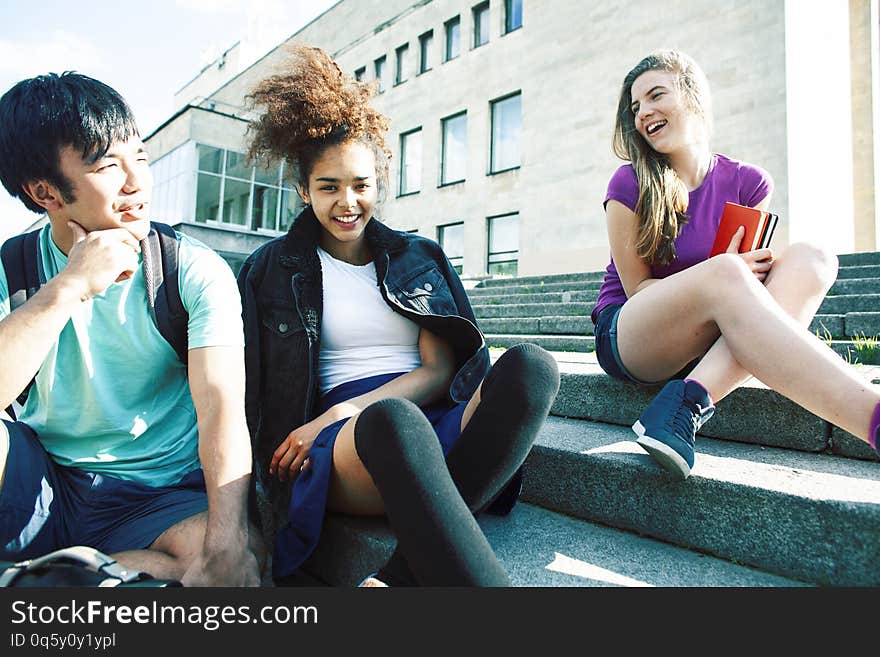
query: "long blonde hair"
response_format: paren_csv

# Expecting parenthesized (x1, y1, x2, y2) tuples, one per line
(612, 50, 712, 265)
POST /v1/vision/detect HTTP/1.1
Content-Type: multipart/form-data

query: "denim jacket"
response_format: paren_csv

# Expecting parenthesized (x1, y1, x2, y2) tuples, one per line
(237, 206, 489, 533)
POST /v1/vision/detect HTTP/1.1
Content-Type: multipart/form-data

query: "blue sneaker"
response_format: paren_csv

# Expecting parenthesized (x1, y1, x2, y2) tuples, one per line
(632, 379, 715, 480)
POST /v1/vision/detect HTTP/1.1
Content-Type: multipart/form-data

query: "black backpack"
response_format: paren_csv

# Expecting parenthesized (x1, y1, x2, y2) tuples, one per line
(0, 221, 188, 419)
(0, 545, 181, 587)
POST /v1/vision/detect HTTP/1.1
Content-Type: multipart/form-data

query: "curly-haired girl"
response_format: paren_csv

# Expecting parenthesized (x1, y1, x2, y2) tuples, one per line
(237, 45, 560, 586)
(594, 50, 880, 479)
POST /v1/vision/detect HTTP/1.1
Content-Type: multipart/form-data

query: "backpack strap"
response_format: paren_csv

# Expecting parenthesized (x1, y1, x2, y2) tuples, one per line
(141, 222, 188, 365)
(1, 228, 45, 419)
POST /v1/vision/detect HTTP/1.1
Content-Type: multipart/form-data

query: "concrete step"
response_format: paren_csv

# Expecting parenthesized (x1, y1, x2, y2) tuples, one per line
(484, 334, 595, 352)
(479, 316, 594, 336)
(467, 290, 598, 306)
(818, 294, 880, 315)
(838, 251, 880, 267)
(837, 264, 880, 279)
(299, 502, 805, 587)
(476, 271, 605, 289)
(474, 302, 590, 319)
(547, 356, 880, 461)
(468, 280, 604, 297)
(521, 415, 880, 586)
(829, 277, 880, 296)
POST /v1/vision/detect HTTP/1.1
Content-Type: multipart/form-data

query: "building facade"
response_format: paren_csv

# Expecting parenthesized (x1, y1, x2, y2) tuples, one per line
(145, 0, 880, 277)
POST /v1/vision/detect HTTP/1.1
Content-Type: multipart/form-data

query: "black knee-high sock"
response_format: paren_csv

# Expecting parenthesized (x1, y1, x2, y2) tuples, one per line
(376, 343, 560, 585)
(354, 398, 510, 586)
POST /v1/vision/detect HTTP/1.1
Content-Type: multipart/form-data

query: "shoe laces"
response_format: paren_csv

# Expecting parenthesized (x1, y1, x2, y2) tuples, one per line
(669, 397, 709, 445)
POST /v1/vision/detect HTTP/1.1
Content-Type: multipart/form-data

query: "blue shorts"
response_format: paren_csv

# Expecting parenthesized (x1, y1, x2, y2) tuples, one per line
(273, 372, 469, 579)
(594, 303, 655, 384)
(0, 420, 208, 561)
(594, 303, 699, 386)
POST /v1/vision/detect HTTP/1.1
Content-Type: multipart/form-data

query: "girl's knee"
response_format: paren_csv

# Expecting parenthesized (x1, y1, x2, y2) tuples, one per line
(783, 242, 839, 289)
(704, 253, 755, 291)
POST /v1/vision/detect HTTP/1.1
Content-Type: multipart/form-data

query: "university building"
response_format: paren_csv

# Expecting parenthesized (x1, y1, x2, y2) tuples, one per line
(144, 0, 880, 277)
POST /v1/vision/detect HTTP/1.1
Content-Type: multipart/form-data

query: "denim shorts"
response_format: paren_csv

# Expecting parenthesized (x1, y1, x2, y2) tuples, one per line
(594, 303, 655, 384)
(594, 303, 698, 385)
(0, 420, 208, 561)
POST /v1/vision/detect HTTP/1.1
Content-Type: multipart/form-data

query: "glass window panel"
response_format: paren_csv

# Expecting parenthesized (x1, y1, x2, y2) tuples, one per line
(489, 214, 519, 254)
(445, 17, 461, 61)
(441, 112, 467, 184)
(197, 145, 223, 174)
(225, 150, 250, 181)
(491, 93, 522, 172)
(252, 184, 279, 231)
(222, 178, 251, 226)
(438, 222, 464, 273)
(400, 129, 422, 195)
(254, 162, 279, 186)
(473, 2, 490, 47)
(419, 31, 433, 73)
(195, 173, 221, 222)
(279, 188, 303, 232)
(505, 0, 522, 33)
(355, 66, 366, 81)
(374, 55, 387, 93)
(395, 44, 408, 84)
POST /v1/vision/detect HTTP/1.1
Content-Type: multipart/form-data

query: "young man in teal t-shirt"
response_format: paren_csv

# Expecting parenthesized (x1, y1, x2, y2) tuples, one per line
(0, 72, 261, 586)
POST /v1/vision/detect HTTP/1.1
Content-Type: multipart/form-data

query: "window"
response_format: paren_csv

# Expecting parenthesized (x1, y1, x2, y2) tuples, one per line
(354, 66, 366, 82)
(441, 112, 467, 185)
(444, 16, 461, 62)
(418, 30, 434, 73)
(438, 222, 465, 273)
(490, 92, 522, 173)
(194, 143, 299, 232)
(374, 55, 387, 93)
(505, 0, 522, 33)
(395, 44, 409, 85)
(473, 2, 490, 48)
(399, 128, 422, 196)
(487, 213, 519, 275)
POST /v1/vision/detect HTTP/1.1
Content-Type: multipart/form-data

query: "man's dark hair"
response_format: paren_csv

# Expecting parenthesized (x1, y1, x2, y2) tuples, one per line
(0, 71, 139, 213)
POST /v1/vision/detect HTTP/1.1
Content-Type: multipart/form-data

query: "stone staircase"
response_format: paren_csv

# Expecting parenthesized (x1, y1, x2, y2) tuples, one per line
(290, 251, 880, 587)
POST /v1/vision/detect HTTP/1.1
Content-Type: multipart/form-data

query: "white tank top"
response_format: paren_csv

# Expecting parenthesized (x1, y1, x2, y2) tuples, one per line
(317, 247, 422, 395)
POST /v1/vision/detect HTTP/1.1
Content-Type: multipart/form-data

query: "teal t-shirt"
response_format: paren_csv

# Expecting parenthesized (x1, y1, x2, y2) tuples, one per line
(0, 226, 244, 487)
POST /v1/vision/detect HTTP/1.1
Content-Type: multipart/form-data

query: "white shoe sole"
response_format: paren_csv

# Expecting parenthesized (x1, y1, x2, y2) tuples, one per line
(632, 421, 692, 480)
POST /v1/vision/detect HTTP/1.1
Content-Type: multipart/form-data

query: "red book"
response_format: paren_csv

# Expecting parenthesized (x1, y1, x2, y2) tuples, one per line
(710, 202, 779, 257)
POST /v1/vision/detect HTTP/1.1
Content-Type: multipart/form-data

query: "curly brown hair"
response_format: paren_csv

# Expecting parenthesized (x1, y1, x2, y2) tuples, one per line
(246, 43, 391, 198)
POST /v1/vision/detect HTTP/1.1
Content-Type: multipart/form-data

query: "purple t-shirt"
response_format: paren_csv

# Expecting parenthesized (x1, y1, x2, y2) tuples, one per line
(592, 153, 773, 322)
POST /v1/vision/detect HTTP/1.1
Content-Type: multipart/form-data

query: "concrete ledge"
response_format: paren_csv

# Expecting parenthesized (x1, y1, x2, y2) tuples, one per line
(522, 416, 880, 586)
(484, 334, 595, 352)
(829, 425, 880, 461)
(837, 265, 880, 279)
(478, 318, 541, 334)
(844, 312, 880, 337)
(837, 252, 880, 267)
(468, 290, 597, 306)
(476, 272, 605, 288)
(299, 502, 805, 587)
(829, 278, 880, 296)
(540, 316, 593, 335)
(810, 314, 845, 338)
(468, 281, 604, 297)
(474, 302, 591, 319)
(819, 294, 880, 314)
(551, 364, 829, 452)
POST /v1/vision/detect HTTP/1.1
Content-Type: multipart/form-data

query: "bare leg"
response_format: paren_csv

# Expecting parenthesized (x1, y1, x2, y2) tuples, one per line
(617, 249, 879, 443)
(112, 514, 265, 581)
(687, 242, 838, 401)
(326, 415, 385, 515)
